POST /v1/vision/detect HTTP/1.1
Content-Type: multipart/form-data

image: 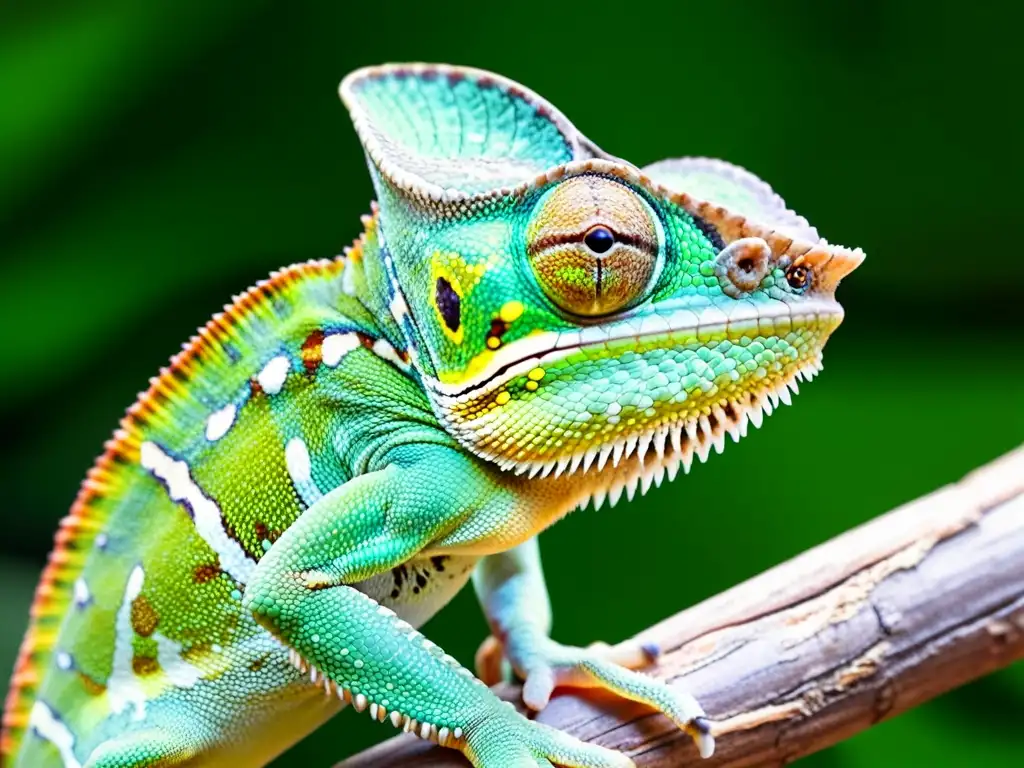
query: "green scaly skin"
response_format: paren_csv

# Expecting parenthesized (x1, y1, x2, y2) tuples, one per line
(1, 63, 863, 768)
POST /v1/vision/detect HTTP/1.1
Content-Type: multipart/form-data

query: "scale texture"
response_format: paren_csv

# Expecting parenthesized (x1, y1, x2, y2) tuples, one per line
(1, 63, 863, 768)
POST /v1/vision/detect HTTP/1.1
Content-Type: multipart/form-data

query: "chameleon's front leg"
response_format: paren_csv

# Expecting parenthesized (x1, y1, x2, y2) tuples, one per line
(473, 539, 714, 759)
(242, 445, 632, 768)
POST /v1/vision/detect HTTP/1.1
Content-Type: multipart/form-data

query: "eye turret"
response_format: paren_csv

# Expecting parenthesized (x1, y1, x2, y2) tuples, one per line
(526, 176, 659, 316)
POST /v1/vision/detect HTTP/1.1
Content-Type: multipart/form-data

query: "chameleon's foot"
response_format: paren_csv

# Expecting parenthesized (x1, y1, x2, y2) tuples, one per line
(475, 636, 660, 687)
(479, 632, 714, 759)
(464, 706, 635, 768)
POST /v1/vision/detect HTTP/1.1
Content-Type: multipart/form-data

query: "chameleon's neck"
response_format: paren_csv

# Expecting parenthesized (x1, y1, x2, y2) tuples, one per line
(347, 207, 404, 349)
(355, 204, 438, 383)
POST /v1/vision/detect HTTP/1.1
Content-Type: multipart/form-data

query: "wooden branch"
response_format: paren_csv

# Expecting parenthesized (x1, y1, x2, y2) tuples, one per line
(339, 448, 1024, 767)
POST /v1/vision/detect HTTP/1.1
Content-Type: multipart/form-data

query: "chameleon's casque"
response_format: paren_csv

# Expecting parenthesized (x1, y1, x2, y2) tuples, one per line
(2, 63, 862, 768)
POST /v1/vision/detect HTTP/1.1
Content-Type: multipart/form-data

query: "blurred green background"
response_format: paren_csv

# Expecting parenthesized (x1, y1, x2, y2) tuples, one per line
(1, 1, 1021, 765)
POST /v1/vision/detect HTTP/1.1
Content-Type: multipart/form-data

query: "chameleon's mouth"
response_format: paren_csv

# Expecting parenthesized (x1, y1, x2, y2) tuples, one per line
(428, 297, 844, 478)
(427, 297, 841, 401)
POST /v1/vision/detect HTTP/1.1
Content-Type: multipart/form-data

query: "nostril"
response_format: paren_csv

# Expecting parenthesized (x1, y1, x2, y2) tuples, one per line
(715, 237, 773, 297)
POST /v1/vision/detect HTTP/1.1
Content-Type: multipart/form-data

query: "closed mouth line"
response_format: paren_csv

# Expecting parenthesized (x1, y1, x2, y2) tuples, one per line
(429, 298, 842, 403)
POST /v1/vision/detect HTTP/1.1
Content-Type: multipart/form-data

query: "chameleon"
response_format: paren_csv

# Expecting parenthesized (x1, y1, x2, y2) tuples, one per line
(1, 63, 864, 768)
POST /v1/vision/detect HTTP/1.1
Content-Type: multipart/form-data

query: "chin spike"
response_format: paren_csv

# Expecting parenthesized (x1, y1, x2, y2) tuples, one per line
(636, 433, 652, 465)
(608, 483, 624, 508)
(670, 425, 683, 454)
(682, 451, 694, 475)
(624, 434, 639, 460)
(611, 441, 625, 468)
(624, 475, 640, 502)
(749, 403, 764, 429)
(695, 436, 711, 464)
(653, 427, 668, 460)
(778, 385, 792, 406)
(569, 453, 584, 474)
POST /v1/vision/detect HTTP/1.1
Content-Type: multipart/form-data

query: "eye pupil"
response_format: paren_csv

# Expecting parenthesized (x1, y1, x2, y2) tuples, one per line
(583, 226, 615, 254)
(786, 265, 809, 290)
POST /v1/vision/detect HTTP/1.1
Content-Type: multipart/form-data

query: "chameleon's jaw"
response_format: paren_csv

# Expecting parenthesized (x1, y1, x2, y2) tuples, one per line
(428, 296, 844, 482)
(560, 353, 822, 512)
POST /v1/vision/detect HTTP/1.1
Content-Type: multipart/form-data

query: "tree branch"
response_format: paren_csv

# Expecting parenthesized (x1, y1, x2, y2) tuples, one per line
(339, 448, 1024, 767)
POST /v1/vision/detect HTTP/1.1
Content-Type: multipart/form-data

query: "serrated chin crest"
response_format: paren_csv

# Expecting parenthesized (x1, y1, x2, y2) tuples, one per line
(510, 354, 821, 492)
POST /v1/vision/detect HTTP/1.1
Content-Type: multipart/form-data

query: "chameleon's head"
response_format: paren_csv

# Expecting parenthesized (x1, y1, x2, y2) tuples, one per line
(341, 65, 863, 488)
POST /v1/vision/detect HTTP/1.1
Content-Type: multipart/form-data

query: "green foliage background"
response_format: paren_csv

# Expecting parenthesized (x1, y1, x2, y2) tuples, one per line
(1, 1, 1021, 765)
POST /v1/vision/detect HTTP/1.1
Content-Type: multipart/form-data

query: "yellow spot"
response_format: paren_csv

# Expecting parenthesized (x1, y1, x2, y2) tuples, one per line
(499, 301, 524, 323)
(495, 391, 511, 405)
(525, 381, 538, 391)
(486, 336, 502, 350)
(527, 367, 545, 381)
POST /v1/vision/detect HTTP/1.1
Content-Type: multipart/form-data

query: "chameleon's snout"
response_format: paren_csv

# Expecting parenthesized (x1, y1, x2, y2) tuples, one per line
(800, 243, 866, 294)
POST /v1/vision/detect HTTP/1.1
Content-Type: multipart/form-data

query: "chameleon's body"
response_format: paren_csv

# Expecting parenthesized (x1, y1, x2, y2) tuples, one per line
(2, 64, 863, 768)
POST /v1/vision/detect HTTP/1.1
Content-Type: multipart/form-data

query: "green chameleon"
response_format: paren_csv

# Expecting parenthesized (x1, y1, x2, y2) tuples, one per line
(1, 63, 863, 768)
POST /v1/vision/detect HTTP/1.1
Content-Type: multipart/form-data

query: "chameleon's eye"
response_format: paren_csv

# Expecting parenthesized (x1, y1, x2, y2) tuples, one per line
(526, 176, 659, 316)
(785, 263, 811, 292)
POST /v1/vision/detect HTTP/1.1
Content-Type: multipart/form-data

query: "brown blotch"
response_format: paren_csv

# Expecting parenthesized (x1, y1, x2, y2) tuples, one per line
(132, 654, 160, 676)
(253, 522, 282, 546)
(193, 560, 221, 584)
(131, 594, 160, 637)
(357, 332, 376, 350)
(249, 653, 271, 672)
(78, 672, 106, 696)
(249, 377, 264, 397)
(301, 330, 325, 375)
(487, 318, 508, 348)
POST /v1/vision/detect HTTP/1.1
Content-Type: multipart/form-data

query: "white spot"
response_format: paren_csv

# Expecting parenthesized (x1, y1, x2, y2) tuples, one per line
(140, 441, 255, 584)
(372, 338, 410, 372)
(389, 291, 410, 326)
(108, 566, 149, 720)
(322, 333, 361, 367)
(94, 533, 108, 550)
(154, 633, 203, 689)
(342, 263, 359, 295)
(205, 403, 237, 441)
(29, 702, 82, 768)
(257, 355, 291, 395)
(285, 437, 322, 506)
(56, 652, 73, 671)
(125, 564, 145, 601)
(285, 437, 311, 483)
(72, 577, 90, 608)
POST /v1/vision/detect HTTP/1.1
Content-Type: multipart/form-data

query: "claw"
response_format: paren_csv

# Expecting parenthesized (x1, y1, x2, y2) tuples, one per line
(689, 716, 716, 759)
